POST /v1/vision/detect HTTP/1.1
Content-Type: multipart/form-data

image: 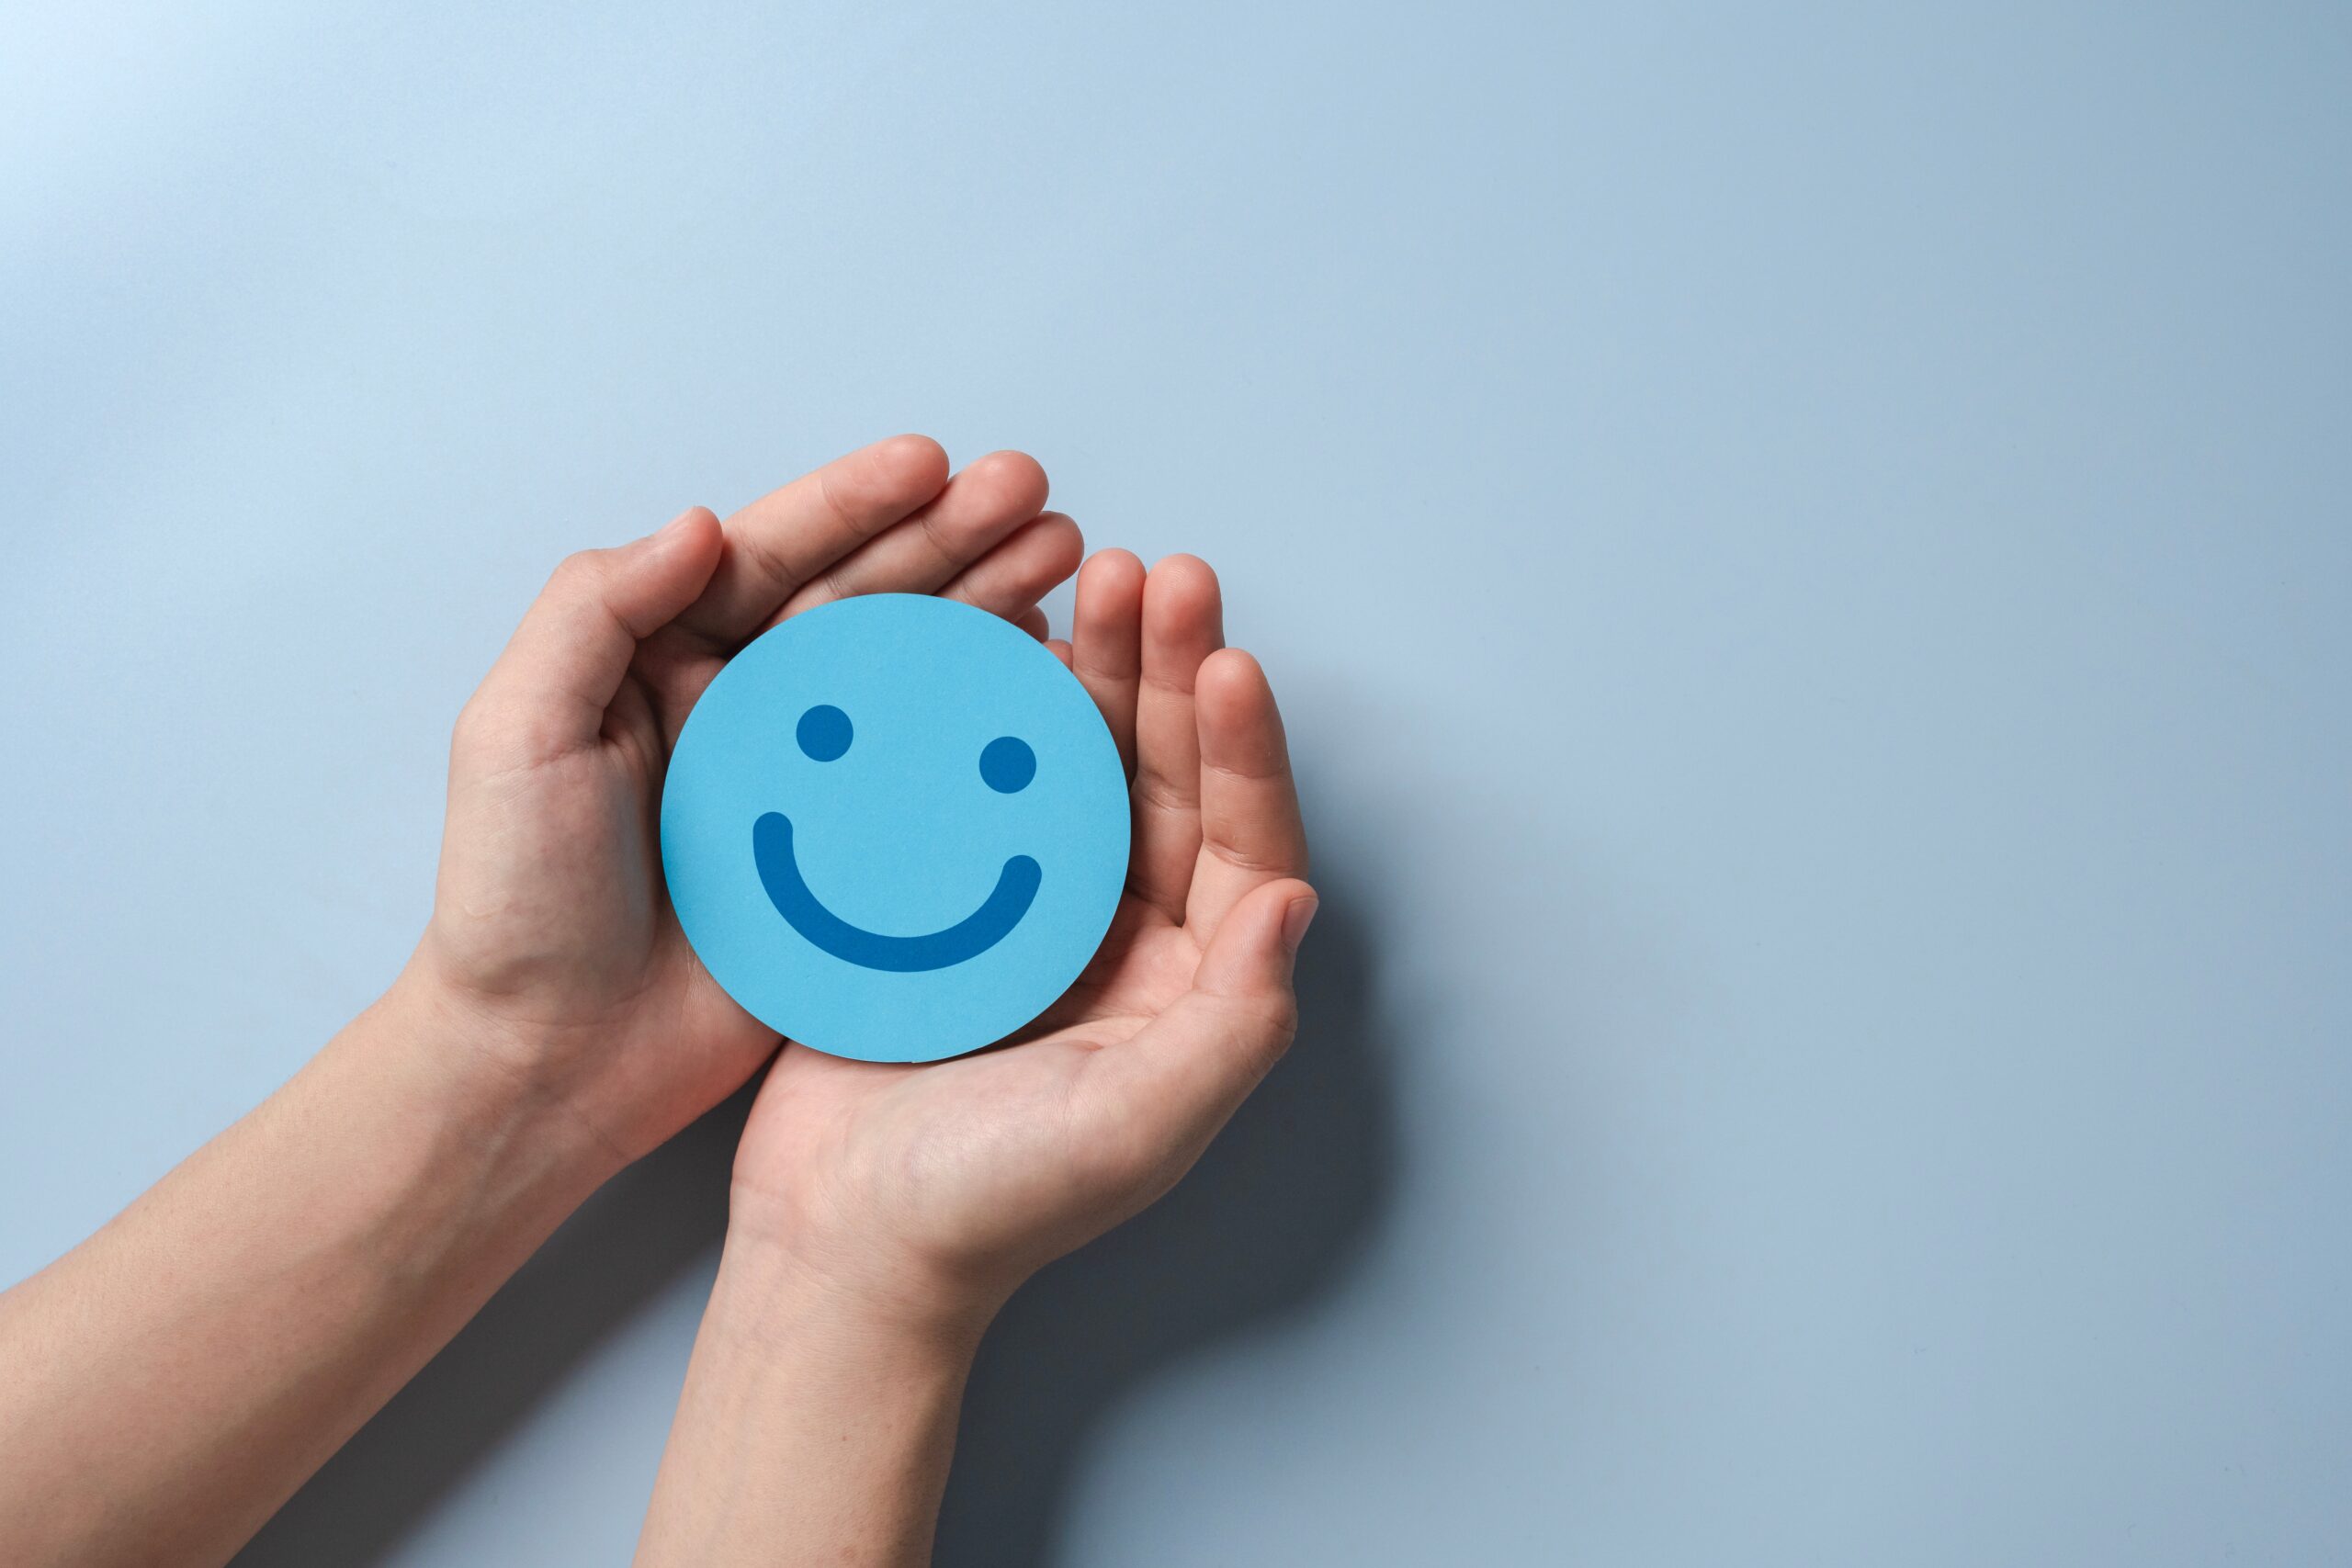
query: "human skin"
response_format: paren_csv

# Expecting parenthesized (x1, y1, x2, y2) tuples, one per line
(631, 549, 1316, 1566)
(0, 436, 1088, 1568)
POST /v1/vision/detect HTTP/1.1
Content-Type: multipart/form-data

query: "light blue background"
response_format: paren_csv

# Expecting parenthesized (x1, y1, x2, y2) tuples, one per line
(3, 4, 2346, 1563)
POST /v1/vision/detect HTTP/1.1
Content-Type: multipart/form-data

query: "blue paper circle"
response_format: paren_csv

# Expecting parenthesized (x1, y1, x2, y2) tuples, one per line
(661, 594, 1130, 1062)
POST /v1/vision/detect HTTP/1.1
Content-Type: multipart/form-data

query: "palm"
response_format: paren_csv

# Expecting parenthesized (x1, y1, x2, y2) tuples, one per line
(734, 551, 1313, 1293)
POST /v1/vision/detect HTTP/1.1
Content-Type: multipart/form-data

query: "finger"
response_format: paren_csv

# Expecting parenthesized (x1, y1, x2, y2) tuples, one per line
(1070, 549, 1144, 773)
(1045, 637, 1074, 668)
(1016, 605, 1050, 640)
(940, 513, 1083, 623)
(773, 449, 1049, 623)
(1128, 555, 1223, 919)
(468, 508, 724, 764)
(1075, 877, 1315, 1156)
(672, 434, 950, 647)
(1184, 649, 1308, 936)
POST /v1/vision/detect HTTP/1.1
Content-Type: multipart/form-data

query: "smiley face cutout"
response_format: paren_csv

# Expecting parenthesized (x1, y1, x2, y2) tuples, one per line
(661, 594, 1129, 1062)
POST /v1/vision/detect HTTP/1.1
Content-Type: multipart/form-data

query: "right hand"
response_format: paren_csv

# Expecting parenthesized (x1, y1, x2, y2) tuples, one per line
(726, 550, 1316, 1326)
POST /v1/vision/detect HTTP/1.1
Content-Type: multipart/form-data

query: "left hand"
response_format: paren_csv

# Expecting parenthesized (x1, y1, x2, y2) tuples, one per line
(408, 437, 1081, 1165)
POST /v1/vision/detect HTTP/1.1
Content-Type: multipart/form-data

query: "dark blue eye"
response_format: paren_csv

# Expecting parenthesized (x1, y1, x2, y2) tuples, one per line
(797, 704, 852, 761)
(979, 736, 1035, 794)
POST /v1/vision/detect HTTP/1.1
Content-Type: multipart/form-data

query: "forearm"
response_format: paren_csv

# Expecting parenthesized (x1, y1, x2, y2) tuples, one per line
(0, 975, 619, 1568)
(632, 1230, 995, 1568)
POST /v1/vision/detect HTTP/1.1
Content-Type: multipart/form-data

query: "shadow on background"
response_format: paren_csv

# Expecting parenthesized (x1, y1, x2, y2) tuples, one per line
(237, 878, 1395, 1567)
(935, 875, 1400, 1565)
(233, 1082, 753, 1567)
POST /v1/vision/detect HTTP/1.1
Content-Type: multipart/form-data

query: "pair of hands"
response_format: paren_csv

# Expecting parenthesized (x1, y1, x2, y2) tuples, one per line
(409, 436, 1314, 1321)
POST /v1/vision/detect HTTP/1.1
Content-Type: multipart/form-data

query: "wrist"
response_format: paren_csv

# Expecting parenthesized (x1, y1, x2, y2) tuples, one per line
(638, 1211, 987, 1565)
(360, 964, 632, 1193)
(709, 1209, 1009, 1360)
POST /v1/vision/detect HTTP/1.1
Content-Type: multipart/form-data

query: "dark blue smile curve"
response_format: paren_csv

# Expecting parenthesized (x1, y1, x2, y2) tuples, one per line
(752, 811, 1040, 973)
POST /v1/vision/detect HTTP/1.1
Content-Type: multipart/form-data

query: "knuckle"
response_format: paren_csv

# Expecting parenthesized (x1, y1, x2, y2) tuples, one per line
(913, 509, 961, 570)
(450, 693, 498, 752)
(1133, 772, 1196, 815)
(1242, 995, 1301, 1074)
(813, 560, 857, 607)
(548, 548, 608, 597)
(733, 525, 797, 589)
(450, 691, 564, 773)
(1200, 826, 1289, 875)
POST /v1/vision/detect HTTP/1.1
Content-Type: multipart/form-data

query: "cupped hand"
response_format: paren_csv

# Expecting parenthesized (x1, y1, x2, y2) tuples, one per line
(410, 437, 1082, 1165)
(727, 551, 1316, 1321)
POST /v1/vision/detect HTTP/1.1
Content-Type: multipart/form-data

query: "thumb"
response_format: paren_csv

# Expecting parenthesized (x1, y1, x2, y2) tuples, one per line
(1190, 875, 1317, 1015)
(1079, 877, 1317, 1144)
(467, 508, 723, 760)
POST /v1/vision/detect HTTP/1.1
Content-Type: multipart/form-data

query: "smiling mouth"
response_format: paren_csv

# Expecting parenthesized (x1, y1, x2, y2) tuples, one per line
(752, 811, 1041, 973)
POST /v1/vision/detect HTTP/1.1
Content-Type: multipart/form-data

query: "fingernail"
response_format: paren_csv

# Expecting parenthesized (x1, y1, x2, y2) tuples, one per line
(1282, 896, 1319, 953)
(653, 507, 700, 539)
